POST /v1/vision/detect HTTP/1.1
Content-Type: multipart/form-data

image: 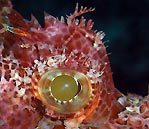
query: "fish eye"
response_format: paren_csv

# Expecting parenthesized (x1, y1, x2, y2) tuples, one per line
(51, 74, 79, 101)
(33, 69, 92, 114)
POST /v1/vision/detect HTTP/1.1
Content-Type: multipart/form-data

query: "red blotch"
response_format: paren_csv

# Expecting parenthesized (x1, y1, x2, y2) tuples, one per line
(12, 44, 38, 67)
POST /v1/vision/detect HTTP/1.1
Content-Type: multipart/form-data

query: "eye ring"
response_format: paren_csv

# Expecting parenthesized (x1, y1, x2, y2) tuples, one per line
(34, 68, 92, 114)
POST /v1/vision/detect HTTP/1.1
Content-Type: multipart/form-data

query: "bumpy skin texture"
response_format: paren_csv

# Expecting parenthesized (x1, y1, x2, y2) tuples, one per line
(0, 0, 149, 129)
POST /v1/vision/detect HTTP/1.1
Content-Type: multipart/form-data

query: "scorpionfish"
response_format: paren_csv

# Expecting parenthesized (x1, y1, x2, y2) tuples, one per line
(0, 0, 149, 129)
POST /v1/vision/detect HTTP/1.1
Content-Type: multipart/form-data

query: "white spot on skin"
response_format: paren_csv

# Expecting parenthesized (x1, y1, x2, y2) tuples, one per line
(47, 58, 55, 66)
(34, 60, 47, 74)
(25, 68, 33, 76)
(13, 72, 24, 87)
(85, 33, 89, 38)
(14, 72, 19, 79)
(93, 42, 100, 51)
(47, 54, 66, 68)
(118, 96, 127, 106)
(0, 43, 4, 54)
(23, 76, 31, 84)
(64, 115, 85, 129)
(15, 80, 21, 87)
(85, 33, 94, 40)
(17, 88, 25, 96)
(98, 31, 105, 40)
(36, 117, 61, 129)
(34, 59, 39, 64)
(126, 106, 140, 114)
(83, 57, 105, 83)
(92, 32, 104, 51)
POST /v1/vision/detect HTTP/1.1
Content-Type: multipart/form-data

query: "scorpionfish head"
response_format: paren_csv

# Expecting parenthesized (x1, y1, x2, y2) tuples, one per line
(0, 1, 125, 128)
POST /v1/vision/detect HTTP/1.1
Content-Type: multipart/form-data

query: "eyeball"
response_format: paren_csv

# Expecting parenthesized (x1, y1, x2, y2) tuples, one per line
(51, 74, 79, 101)
(33, 69, 92, 114)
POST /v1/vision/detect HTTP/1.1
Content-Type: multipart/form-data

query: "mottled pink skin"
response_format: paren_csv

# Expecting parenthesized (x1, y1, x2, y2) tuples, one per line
(0, 81, 40, 129)
(18, 8, 124, 123)
(0, 2, 41, 128)
(0, 2, 124, 128)
(0, 0, 149, 129)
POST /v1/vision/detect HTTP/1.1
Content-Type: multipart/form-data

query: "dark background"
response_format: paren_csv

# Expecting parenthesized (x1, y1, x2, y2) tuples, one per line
(11, 0, 149, 96)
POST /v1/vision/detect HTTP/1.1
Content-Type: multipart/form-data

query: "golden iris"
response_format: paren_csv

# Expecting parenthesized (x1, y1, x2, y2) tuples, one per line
(51, 75, 78, 101)
(37, 69, 92, 114)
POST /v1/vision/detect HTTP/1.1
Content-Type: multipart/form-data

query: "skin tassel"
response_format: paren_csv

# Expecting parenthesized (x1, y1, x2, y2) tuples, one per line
(0, 0, 149, 129)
